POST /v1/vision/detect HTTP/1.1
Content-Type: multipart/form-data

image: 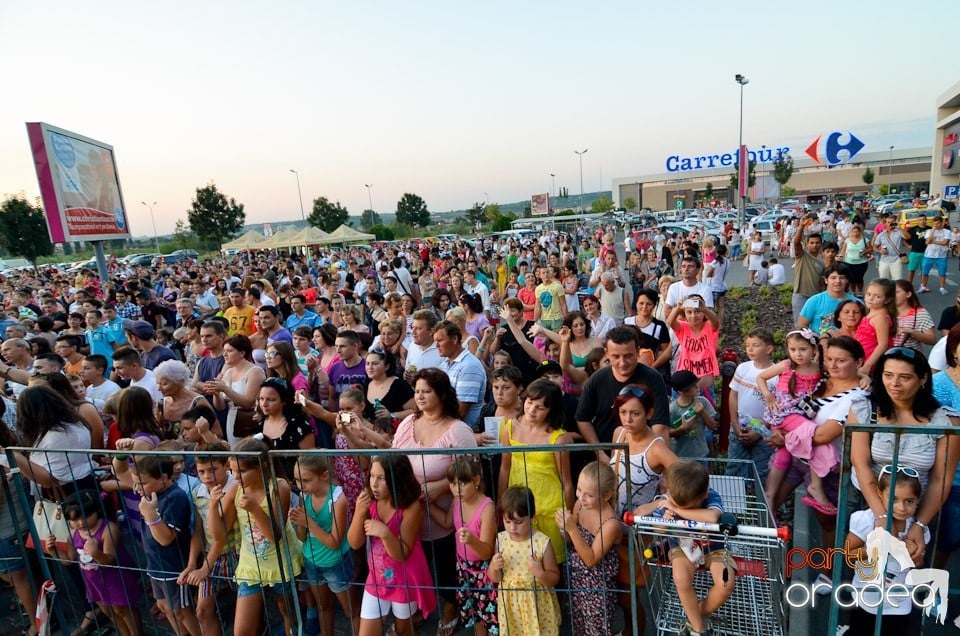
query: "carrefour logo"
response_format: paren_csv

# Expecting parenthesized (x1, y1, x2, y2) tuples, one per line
(804, 131, 865, 166)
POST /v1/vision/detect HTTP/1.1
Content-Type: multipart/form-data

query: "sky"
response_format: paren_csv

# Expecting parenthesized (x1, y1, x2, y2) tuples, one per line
(0, 1, 955, 238)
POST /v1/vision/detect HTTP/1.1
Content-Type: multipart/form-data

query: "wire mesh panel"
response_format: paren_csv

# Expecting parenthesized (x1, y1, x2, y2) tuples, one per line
(627, 459, 789, 636)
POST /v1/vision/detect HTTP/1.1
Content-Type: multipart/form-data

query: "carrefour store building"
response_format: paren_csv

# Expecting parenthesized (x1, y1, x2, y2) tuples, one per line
(612, 132, 931, 211)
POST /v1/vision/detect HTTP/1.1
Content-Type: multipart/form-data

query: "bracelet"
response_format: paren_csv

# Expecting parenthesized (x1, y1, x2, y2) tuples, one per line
(114, 454, 129, 461)
(913, 520, 927, 530)
(876, 514, 887, 520)
(145, 517, 163, 527)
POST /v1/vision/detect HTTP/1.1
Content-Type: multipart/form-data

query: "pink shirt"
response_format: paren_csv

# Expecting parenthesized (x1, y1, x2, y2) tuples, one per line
(673, 320, 720, 377)
(392, 415, 478, 540)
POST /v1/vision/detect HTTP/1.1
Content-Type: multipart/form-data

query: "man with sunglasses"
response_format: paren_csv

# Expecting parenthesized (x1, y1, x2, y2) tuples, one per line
(575, 326, 671, 463)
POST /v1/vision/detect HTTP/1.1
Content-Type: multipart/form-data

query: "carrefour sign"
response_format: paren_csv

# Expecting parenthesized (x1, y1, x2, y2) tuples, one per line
(665, 131, 865, 173)
(666, 146, 790, 173)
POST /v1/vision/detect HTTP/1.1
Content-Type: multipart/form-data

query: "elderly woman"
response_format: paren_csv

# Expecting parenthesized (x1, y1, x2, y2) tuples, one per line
(154, 359, 215, 438)
(392, 368, 477, 636)
(852, 346, 960, 564)
(653, 275, 676, 322)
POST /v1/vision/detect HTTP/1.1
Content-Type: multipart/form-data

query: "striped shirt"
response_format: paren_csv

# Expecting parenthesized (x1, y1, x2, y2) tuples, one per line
(441, 349, 487, 428)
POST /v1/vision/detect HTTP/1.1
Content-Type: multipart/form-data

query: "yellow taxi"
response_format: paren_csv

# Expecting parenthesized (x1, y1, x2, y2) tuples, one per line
(898, 206, 947, 229)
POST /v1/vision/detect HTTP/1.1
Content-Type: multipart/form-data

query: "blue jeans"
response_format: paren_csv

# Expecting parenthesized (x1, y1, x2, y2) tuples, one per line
(726, 432, 775, 486)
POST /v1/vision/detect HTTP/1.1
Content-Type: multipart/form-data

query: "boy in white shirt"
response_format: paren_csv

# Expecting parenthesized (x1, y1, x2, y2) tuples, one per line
(767, 258, 786, 286)
(726, 328, 777, 483)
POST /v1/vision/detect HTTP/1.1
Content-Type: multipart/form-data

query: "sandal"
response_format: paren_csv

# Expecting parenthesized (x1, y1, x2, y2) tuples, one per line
(800, 495, 837, 516)
(69, 610, 100, 636)
(436, 617, 459, 636)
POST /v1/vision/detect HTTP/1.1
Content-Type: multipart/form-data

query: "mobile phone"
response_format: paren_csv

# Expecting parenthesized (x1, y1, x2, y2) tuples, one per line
(337, 412, 350, 426)
(683, 299, 700, 309)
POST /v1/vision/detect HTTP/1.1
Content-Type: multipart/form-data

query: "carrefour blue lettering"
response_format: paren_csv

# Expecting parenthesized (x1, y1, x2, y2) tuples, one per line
(665, 146, 790, 173)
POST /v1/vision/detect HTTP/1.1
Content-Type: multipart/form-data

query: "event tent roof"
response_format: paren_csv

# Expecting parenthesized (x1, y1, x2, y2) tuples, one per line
(221, 229, 267, 251)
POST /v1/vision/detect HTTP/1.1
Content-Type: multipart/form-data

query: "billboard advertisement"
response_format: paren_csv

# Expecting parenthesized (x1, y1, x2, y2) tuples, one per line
(26, 122, 131, 242)
(531, 193, 549, 216)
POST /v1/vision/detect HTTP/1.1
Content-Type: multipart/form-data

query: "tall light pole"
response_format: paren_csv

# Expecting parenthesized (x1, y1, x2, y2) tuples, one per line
(574, 149, 588, 211)
(549, 173, 556, 199)
(289, 169, 305, 221)
(888, 146, 895, 193)
(735, 74, 749, 226)
(140, 201, 160, 251)
(364, 183, 374, 212)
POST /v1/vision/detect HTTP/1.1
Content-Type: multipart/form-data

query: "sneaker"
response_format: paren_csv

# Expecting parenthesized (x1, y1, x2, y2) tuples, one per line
(941, 288, 948, 295)
(919, 286, 930, 293)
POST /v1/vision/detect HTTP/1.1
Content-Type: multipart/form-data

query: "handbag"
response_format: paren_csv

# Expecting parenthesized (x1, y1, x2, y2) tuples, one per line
(26, 486, 70, 551)
(899, 252, 909, 265)
(232, 407, 259, 439)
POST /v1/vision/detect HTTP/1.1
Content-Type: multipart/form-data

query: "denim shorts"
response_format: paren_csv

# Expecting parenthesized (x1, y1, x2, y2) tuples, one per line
(922, 256, 948, 276)
(0, 535, 26, 575)
(303, 554, 354, 594)
(237, 580, 285, 598)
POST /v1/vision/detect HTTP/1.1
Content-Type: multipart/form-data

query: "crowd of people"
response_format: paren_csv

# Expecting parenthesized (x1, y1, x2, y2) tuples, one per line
(0, 201, 957, 636)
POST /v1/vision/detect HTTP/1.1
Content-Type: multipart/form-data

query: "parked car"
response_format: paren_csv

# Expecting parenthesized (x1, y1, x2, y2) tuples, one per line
(128, 253, 161, 266)
(898, 207, 947, 229)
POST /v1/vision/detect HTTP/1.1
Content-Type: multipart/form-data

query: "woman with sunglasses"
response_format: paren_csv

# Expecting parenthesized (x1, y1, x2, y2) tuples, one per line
(609, 383, 678, 634)
(850, 346, 960, 565)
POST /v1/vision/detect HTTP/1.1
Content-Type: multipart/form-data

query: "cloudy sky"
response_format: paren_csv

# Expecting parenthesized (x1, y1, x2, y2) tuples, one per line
(0, 1, 954, 236)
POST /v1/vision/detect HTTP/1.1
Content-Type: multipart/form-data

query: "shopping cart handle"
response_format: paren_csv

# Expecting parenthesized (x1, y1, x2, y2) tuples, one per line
(623, 511, 792, 542)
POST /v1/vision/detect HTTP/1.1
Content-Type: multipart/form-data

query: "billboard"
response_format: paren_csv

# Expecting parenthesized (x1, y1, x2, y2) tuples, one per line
(26, 122, 131, 242)
(531, 193, 549, 216)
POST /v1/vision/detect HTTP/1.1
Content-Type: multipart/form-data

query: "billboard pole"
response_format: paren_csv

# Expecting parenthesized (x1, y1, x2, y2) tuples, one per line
(735, 74, 749, 228)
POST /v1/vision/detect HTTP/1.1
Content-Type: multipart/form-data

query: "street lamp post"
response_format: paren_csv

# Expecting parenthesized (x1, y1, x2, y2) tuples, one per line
(574, 149, 588, 211)
(889, 147, 894, 193)
(735, 74, 749, 227)
(289, 169, 305, 221)
(549, 173, 556, 199)
(364, 184, 374, 212)
(139, 201, 160, 251)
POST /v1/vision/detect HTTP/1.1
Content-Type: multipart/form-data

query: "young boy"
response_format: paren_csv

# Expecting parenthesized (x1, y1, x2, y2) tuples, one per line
(641, 461, 736, 636)
(113, 452, 201, 636)
(184, 441, 240, 636)
(85, 309, 120, 372)
(668, 371, 717, 459)
(726, 329, 777, 483)
(292, 325, 317, 377)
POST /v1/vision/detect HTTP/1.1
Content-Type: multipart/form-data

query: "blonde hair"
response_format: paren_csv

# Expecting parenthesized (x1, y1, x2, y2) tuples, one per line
(445, 306, 466, 327)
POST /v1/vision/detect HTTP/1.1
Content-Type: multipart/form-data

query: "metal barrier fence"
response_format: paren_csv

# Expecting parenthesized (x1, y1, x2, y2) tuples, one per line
(826, 421, 960, 636)
(0, 443, 793, 636)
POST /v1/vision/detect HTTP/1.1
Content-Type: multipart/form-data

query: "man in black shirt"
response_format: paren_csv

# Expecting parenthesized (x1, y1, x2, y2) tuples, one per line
(901, 214, 929, 285)
(576, 326, 670, 463)
(491, 298, 539, 378)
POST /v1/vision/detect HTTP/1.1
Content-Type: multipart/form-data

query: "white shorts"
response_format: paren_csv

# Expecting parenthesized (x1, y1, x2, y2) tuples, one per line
(360, 590, 418, 620)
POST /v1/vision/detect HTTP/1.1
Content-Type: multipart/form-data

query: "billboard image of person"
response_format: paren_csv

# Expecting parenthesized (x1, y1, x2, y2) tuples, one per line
(531, 192, 549, 216)
(26, 122, 131, 243)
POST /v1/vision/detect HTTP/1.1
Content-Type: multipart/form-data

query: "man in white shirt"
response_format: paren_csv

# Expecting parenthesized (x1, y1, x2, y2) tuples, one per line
(463, 270, 491, 312)
(404, 310, 444, 377)
(664, 256, 714, 315)
(111, 346, 163, 403)
(921, 215, 952, 294)
(81, 354, 121, 408)
(767, 258, 787, 286)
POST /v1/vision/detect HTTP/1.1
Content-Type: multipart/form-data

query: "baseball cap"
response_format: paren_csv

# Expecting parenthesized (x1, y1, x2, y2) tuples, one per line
(122, 319, 155, 340)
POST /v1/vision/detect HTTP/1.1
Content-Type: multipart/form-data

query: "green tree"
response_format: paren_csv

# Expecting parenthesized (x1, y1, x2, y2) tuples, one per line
(878, 184, 890, 196)
(0, 195, 54, 266)
(396, 193, 430, 227)
(703, 183, 714, 202)
(862, 167, 875, 185)
(368, 224, 395, 241)
(781, 186, 797, 197)
(308, 197, 349, 233)
(464, 202, 487, 226)
(491, 211, 517, 232)
(772, 154, 794, 199)
(590, 194, 615, 213)
(623, 197, 637, 213)
(729, 160, 757, 200)
(187, 182, 245, 250)
(360, 209, 382, 228)
(557, 209, 577, 216)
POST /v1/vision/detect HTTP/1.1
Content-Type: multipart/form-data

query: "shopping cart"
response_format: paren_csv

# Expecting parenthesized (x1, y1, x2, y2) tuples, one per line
(624, 460, 790, 636)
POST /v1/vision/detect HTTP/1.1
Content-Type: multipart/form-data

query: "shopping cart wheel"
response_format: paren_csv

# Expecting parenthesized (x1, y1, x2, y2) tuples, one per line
(718, 512, 738, 536)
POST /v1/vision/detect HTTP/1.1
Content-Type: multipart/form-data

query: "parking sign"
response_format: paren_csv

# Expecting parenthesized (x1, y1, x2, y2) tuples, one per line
(945, 185, 959, 201)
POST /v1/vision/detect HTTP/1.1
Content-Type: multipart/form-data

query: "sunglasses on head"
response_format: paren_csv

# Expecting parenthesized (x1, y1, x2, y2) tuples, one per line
(884, 346, 917, 359)
(618, 386, 647, 400)
(879, 464, 920, 479)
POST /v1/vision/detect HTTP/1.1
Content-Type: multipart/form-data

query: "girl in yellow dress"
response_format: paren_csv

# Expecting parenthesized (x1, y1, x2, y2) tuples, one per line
(488, 486, 560, 635)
